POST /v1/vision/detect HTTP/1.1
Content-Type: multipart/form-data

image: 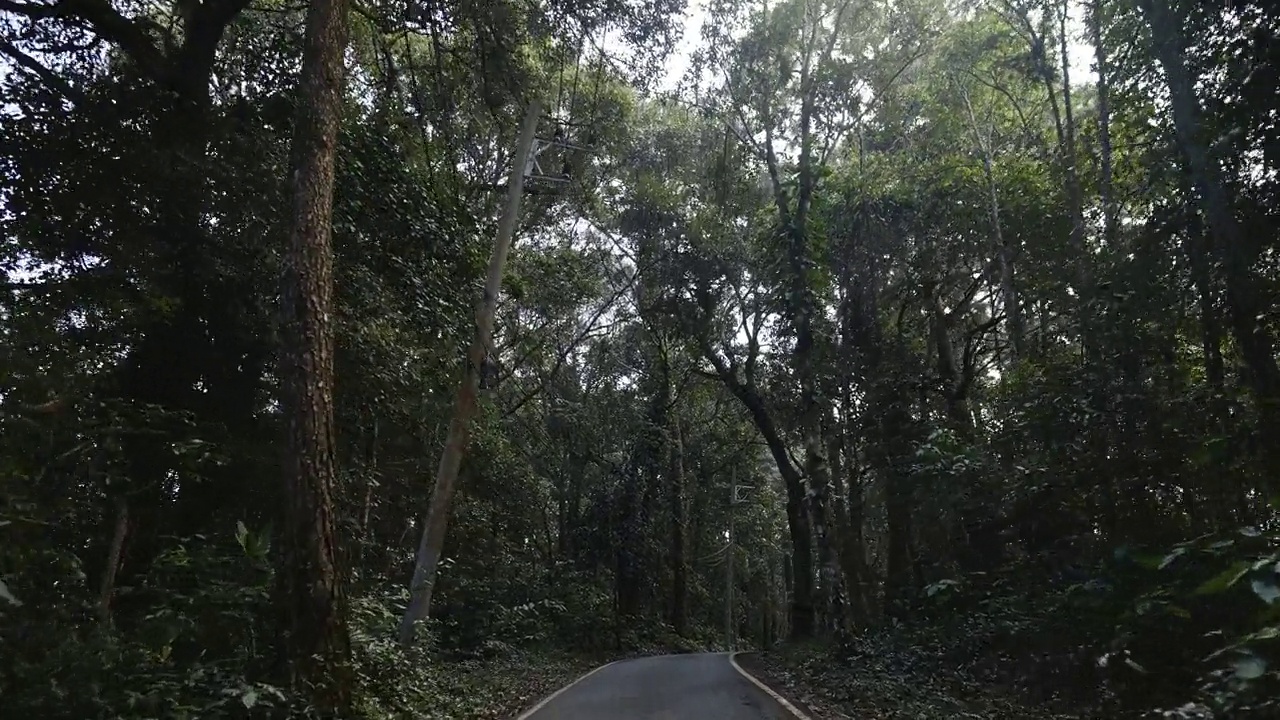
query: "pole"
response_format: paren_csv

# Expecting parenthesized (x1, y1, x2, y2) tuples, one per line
(725, 467, 735, 651)
(398, 99, 543, 645)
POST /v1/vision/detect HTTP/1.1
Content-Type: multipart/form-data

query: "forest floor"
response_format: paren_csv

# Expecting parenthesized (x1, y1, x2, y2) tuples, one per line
(368, 649, 609, 719)
(735, 640, 1088, 720)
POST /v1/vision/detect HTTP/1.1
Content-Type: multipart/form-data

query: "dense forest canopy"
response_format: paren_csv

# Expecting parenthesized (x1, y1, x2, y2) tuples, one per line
(2, 0, 1279, 717)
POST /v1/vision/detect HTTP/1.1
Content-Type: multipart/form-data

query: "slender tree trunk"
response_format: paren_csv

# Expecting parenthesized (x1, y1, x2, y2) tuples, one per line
(97, 498, 129, 623)
(1057, 1, 1094, 354)
(829, 424, 871, 625)
(1181, 217, 1226, 399)
(398, 100, 542, 644)
(845, 475, 874, 616)
(357, 410, 379, 568)
(928, 289, 974, 436)
(960, 85, 1023, 361)
(1090, 0, 1118, 247)
(668, 419, 689, 636)
(884, 471, 913, 619)
(1012, 3, 1092, 352)
(275, 0, 353, 708)
(617, 465, 643, 619)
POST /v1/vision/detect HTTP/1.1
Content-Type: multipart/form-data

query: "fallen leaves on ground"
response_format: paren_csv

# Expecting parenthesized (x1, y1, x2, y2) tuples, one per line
(741, 636, 1089, 720)
(355, 646, 609, 719)
(421, 652, 599, 719)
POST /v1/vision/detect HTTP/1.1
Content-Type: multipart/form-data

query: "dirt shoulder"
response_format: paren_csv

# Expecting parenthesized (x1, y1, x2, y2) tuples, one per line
(733, 650, 846, 719)
(731, 641, 1085, 720)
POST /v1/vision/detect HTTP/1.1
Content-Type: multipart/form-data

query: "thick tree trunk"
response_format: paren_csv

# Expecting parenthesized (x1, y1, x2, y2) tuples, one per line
(785, 494, 816, 638)
(275, 0, 353, 710)
(804, 432, 847, 638)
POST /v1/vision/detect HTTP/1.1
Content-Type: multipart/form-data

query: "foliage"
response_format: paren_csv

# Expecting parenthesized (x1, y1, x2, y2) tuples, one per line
(3, 0, 1280, 717)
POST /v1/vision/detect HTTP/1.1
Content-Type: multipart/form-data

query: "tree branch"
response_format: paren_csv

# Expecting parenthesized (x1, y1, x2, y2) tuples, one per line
(0, 0, 169, 82)
(0, 39, 86, 104)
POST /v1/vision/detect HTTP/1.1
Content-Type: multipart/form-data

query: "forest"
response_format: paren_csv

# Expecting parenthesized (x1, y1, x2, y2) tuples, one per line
(1, 0, 1278, 717)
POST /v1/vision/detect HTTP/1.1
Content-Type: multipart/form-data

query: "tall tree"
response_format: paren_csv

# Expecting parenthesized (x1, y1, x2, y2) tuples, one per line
(1137, 0, 1280, 420)
(276, 0, 354, 709)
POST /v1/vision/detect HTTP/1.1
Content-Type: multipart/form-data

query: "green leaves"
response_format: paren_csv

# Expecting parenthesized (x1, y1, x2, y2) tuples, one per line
(1195, 561, 1251, 596)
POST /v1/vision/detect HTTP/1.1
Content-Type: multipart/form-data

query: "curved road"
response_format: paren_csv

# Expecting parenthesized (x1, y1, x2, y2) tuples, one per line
(516, 652, 801, 720)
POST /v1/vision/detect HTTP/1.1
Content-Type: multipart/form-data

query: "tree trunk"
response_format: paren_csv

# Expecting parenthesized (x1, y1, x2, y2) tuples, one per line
(877, 391, 915, 620)
(668, 419, 689, 636)
(1013, 2, 1092, 351)
(1139, 0, 1280, 414)
(785, 492, 816, 638)
(398, 100, 542, 644)
(617, 463, 644, 619)
(275, 0, 353, 708)
(97, 498, 129, 624)
(1181, 218, 1226, 400)
(1090, 0, 1118, 248)
(960, 84, 1023, 361)
(789, 222, 849, 640)
(1056, 0, 1094, 354)
(698, 340, 815, 638)
(828, 425, 870, 625)
(928, 289, 974, 436)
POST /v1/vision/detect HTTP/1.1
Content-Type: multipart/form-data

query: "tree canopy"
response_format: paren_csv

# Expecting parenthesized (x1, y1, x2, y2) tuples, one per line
(2, 0, 1279, 717)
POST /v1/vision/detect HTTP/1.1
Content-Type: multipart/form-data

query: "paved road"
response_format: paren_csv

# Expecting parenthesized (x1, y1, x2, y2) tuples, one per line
(517, 652, 797, 720)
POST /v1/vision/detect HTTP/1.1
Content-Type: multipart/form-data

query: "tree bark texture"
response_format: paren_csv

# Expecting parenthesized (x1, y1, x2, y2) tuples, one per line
(276, 0, 353, 710)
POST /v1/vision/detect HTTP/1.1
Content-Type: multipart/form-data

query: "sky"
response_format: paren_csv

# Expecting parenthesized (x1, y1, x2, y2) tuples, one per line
(655, 0, 1099, 94)
(660, 0, 709, 92)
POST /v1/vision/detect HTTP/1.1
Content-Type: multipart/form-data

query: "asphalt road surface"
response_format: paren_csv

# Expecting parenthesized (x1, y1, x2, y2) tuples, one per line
(516, 652, 799, 720)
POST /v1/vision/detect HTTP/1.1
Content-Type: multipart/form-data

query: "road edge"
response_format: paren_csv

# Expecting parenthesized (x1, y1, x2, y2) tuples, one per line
(728, 651, 813, 720)
(512, 657, 621, 719)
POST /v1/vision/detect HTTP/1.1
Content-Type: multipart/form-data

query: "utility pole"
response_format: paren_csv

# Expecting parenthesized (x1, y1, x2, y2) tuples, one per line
(725, 471, 754, 651)
(725, 467, 735, 651)
(398, 99, 543, 646)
